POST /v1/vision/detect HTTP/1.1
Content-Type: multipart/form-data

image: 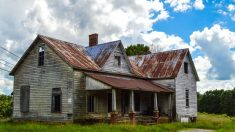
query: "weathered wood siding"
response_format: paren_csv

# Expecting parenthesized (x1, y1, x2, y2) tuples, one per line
(13, 41, 74, 121)
(86, 76, 111, 90)
(175, 56, 197, 120)
(102, 45, 132, 74)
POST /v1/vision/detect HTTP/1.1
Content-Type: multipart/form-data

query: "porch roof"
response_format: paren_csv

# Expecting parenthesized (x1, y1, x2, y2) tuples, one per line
(85, 72, 174, 93)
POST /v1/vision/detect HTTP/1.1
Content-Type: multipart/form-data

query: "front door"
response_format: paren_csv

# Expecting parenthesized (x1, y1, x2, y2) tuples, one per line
(108, 93, 112, 113)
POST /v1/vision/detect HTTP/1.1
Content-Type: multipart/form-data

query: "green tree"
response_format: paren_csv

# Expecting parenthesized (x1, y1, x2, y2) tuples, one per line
(0, 94, 12, 118)
(125, 44, 150, 56)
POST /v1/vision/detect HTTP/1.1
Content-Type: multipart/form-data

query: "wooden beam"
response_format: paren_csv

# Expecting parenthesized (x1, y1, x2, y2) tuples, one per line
(154, 93, 158, 111)
(130, 90, 134, 112)
(112, 89, 116, 111)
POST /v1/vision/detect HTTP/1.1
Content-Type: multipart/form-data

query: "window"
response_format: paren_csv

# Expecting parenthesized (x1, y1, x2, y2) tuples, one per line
(87, 96, 95, 112)
(114, 56, 121, 67)
(38, 46, 45, 66)
(185, 90, 189, 108)
(134, 93, 140, 111)
(108, 93, 112, 113)
(184, 62, 188, 74)
(20, 86, 30, 112)
(51, 88, 62, 113)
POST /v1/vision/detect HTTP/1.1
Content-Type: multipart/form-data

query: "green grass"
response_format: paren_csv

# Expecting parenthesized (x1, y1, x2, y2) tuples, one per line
(0, 113, 235, 132)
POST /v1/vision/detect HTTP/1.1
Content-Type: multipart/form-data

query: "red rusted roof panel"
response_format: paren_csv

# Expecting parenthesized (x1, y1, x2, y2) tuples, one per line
(129, 49, 188, 78)
(39, 35, 101, 70)
(85, 72, 174, 92)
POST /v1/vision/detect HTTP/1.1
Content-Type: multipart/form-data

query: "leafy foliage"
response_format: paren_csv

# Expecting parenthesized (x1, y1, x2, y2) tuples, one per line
(0, 95, 12, 118)
(198, 88, 235, 116)
(125, 44, 150, 56)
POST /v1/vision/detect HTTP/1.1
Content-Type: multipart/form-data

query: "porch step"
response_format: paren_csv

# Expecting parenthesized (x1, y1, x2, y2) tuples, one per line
(158, 116, 169, 123)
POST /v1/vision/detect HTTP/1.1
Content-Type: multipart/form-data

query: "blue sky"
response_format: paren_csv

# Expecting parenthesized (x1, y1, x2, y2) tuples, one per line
(0, 0, 235, 94)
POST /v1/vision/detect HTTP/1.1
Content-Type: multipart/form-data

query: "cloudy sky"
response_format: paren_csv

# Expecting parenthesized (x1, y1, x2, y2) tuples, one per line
(1, 0, 235, 94)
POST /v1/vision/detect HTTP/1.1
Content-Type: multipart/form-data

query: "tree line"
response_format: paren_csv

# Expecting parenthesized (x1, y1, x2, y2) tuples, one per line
(0, 94, 12, 118)
(198, 88, 235, 116)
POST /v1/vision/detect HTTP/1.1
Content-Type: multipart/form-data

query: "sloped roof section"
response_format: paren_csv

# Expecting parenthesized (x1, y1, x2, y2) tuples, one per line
(39, 35, 100, 70)
(85, 72, 174, 93)
(85, 40, 120, 67)
(129, 49, 198, 80)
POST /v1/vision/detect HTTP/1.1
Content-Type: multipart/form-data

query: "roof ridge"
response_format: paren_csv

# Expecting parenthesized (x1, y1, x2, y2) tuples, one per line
(85, 40, 121, 48)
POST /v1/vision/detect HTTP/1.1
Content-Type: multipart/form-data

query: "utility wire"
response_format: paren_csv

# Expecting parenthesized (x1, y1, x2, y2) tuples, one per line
(0, 61, 13, 68)
(0, 59, 15, 66)
(0, 67, 10, 72)
(0, 46, 20, 58)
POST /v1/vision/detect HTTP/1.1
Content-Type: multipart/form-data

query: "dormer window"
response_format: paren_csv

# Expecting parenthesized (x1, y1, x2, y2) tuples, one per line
(184, 62, 188, 74)
(114, 56, 121, 67)
(38, 46, 45, 66)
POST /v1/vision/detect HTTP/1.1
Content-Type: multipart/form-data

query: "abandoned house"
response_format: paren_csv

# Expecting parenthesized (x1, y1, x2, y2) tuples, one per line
(10, 33, 199, 123)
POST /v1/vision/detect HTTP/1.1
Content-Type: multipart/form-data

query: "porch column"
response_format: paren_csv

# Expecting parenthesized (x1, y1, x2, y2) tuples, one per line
(111, 89, 118, 124)
(168, 93, 172, 122)
(129, 90, 136, 124)
(153, 92, 159, 122)
(112, 89, 116, 111)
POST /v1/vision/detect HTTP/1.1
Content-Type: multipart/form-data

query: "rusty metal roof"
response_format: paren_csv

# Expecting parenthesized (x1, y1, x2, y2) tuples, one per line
(39, 35, 101, 70)
(129, 49, 189, 79)
(85, 40, 120, 67)
(85, 72, 174, 93)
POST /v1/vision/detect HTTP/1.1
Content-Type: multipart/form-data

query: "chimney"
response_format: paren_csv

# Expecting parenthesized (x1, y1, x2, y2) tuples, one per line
(89, 33, 98, 47)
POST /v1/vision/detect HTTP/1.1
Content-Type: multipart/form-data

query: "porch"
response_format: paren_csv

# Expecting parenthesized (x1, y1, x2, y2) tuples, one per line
(84, 73, 174, 124)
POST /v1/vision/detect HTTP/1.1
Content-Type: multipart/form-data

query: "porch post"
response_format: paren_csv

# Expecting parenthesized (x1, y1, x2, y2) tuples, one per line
(129, 90, 136, 124)
(168, 93, 172, 122)
(111, 89, 118, 124)
(153, 92, 159, 122)
(112, 89, 116, 111)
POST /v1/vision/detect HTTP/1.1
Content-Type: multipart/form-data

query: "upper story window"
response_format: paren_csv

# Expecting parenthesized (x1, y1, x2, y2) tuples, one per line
(114, 56, 121, 67)
(38, 46, 45, 66)
(185, 89, 189, 108)
(184, 62, 188, 74)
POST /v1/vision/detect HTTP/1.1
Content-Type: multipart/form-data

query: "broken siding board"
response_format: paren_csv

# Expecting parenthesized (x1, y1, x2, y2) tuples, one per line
(102, 45, 132, 74)
(13, 41, 74, 121)
(175, 55, 197, 120)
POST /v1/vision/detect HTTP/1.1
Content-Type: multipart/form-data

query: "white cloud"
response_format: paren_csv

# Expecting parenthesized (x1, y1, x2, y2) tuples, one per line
(193, 0, 205, 10)
(165, 0, 192, 12)
(190, 24, 235, 80)
(193, 56, 212, 80)
(227, 4, 235, 12)
(197, 80, 235, 93)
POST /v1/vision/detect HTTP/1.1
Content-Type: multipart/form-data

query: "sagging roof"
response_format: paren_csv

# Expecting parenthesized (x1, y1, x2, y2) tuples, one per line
(85, 40, 120, 67)
(129, 48, 199, 81)
(85, 72, 174, 93)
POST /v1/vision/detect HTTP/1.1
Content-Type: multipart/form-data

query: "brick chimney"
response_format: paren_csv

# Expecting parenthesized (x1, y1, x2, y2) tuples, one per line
(89, 33, 98, 47)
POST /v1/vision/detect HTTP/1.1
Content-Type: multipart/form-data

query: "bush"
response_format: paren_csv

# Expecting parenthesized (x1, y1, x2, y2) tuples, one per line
(0, 94, 12, 118)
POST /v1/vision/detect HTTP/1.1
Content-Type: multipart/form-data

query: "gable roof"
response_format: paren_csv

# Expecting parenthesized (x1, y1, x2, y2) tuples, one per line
(85, 40, 120, 67)
(129, 48, 199, 81)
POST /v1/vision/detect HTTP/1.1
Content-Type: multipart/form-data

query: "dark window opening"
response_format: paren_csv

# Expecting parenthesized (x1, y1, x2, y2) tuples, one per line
(51, 88, 62, 113)
(184, 62, 188, 74)
(108, 93, 112, 113)
(20, 86, 30, 113)
(87, 96, 95, 112)
(38, 46, 45, 66)
(185, 90, 189, 108)
(134, 93, 140, 111)
(114, 56, 121, 67)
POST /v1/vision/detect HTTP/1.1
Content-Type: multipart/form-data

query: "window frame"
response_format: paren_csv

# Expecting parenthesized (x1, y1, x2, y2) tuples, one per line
(20, 85, 30, 113)
(38, 45, 45, 66)
(184, 62, 188, 74)
(185, 89, 189, 108)
(114, 56, 121, 67)
(51, 88, 62, 113)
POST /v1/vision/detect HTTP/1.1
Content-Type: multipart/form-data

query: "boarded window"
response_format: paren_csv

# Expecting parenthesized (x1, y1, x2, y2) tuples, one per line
(38, 46, 45, 66)
(184, 62, 188, 74)
(185, 89, 189, 108)
(20, 86, 30, 112)
(134, 93, 140, 111)
(51, 88, 62, 112)
(114, 56, 121, 67)
(87, 96, 95, 112)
